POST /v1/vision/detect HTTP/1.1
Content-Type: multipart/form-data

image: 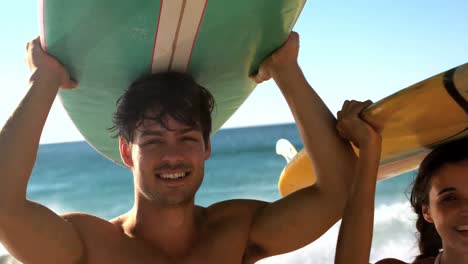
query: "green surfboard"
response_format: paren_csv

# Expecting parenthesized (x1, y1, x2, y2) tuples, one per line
(39, 0, 306, 165)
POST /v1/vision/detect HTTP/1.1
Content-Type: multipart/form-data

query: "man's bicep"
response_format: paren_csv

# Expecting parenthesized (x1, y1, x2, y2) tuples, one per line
(248, 185, 344, 257)
(0, 200, 85, 264)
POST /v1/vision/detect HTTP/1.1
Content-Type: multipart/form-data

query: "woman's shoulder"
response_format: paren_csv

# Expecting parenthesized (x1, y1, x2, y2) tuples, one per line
(412, 257, 436, 264)
(375, 258, 408, 264)
(375, 257, 436, 264)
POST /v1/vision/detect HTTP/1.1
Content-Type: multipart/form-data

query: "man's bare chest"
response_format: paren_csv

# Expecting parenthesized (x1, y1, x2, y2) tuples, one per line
(80, 221, 252, 264)
(81, 236, 249, 264)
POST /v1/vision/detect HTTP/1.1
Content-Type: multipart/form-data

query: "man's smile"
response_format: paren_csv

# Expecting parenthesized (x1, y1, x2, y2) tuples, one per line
(157, 171, 190, 180)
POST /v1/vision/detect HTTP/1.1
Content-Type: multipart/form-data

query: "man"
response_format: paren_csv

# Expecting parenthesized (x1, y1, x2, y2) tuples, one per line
(0, 32, 356, 263)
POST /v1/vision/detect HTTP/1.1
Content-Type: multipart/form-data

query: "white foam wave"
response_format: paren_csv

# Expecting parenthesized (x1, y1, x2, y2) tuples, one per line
(371, 201, 419, 262)
(258, 222, 341, 264)
(258, 201, 419, 263)
(0, 244, 7, 256)
(374, 200, 417, 226)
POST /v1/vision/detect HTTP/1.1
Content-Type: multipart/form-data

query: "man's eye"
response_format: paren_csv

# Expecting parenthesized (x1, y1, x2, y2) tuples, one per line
(183, 137, 197, 142)
(144, 139, 162, 145)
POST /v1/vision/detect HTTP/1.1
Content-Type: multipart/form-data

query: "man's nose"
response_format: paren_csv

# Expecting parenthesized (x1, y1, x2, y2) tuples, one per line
(159, 143, 185, 163)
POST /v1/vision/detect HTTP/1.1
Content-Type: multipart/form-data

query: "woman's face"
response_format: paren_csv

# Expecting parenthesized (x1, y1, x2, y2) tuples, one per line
(423, 159, 468, 253)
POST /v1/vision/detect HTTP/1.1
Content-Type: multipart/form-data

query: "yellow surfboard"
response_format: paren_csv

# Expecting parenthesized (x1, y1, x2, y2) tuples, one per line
(278, 63, 468, 197)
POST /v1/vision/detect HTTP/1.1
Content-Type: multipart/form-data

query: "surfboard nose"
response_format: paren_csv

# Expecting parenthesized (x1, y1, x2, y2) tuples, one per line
(276, 138, 297, 163)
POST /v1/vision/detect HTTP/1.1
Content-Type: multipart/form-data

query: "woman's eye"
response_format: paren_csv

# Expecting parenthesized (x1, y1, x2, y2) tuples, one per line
(441, 195, 457, 203)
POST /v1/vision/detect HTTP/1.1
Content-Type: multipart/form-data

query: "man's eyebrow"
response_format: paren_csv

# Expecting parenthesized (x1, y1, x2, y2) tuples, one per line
(179, 127, 200, 134)
(140, 127, 199, 136)
(438, 187, 456, 196)
(140, 130, 164, 137)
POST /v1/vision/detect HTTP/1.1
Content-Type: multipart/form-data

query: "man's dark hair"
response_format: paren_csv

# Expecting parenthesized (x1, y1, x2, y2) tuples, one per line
(110, 72, 215, 144)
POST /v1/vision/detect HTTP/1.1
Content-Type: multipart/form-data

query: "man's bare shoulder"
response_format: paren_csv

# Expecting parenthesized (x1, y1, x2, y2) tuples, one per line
(60, 212, 123, 235)
(205, 199, 268, 220)
(61, 212, 109, 223)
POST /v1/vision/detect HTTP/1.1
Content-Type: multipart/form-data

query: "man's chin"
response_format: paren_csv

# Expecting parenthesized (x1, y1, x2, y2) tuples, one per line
(153, 193, 195, 207)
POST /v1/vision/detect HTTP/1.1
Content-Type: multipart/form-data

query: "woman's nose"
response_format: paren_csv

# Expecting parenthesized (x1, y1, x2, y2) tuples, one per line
(460, 198, 468, 216)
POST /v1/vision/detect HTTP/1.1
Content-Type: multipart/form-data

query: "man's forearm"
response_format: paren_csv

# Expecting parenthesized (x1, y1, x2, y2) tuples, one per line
(271, 64, 356, 193)
(0, 72, 60, 204)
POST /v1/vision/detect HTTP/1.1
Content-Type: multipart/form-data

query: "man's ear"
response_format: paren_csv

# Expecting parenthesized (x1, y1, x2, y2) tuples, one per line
(119, 137, 134, 167)
(204, 139, 211, 160)
(422, 204, 434, 223)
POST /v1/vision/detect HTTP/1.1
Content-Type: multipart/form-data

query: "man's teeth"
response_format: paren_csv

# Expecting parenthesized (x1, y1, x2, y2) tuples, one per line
(159, 172, 187, 179)
(456, 225, 468, 231)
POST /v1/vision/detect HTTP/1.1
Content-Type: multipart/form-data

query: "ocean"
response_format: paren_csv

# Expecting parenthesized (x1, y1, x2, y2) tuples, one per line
(0, 123, 420, 263)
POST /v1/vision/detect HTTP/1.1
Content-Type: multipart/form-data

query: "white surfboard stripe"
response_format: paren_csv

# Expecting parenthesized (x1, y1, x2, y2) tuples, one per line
(170, 0, 208, 72)
(151, 0, 184, 73)
(151, 0, 207, 73)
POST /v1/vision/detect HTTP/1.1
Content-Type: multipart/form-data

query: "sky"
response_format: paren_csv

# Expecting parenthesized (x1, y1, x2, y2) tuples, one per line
(0, 1, 467, 144)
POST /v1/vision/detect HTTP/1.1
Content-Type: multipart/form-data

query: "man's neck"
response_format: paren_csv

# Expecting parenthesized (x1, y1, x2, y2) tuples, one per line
(123, 195, 204, 257)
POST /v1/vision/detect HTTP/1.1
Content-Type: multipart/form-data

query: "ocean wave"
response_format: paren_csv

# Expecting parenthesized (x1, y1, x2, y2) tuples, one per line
(259, 200, 419, 263)
(0, 245, 6, 257)
(27, 181, 73, 193)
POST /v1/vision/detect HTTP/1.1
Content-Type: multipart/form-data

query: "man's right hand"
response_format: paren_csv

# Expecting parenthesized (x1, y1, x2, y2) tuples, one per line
(26, 37, 77, 89)
(251, 31, 300, 84)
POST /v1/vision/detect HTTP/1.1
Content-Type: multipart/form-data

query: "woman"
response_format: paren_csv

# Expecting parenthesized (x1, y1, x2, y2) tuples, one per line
(335, 99, 468, 264)
(377, 136, 468, 264)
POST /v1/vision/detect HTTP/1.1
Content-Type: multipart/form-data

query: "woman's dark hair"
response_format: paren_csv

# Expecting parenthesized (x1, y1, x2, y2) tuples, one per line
(410, 137, 468, 260)
(110, 72, 215, 144)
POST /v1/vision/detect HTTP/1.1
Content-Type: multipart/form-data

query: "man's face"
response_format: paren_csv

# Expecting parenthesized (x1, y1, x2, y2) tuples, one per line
(121, 116, 211, 207)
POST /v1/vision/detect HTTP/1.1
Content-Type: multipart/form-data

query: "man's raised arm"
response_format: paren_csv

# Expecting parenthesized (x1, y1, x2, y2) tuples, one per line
(0, 37, 84, 263)
(247, 32, 358, 259)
